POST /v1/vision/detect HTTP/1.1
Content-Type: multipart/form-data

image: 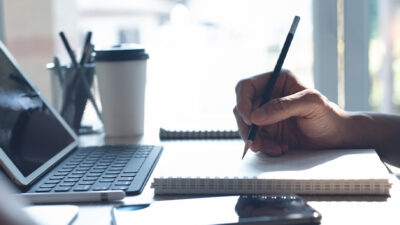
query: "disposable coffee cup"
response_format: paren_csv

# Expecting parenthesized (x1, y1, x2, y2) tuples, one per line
(95, 44, 149, 137)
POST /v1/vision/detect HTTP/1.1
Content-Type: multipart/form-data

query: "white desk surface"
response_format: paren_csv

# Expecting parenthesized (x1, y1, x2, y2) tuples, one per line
(60, 131, 400, 225)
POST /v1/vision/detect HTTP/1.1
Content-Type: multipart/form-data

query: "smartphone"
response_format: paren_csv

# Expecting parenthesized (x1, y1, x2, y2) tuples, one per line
(111, 195, 321, 225)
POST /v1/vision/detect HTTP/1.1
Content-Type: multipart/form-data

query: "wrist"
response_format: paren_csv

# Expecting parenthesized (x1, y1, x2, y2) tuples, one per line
(340, 112, 376, 149)
(343, 112, 400, 166)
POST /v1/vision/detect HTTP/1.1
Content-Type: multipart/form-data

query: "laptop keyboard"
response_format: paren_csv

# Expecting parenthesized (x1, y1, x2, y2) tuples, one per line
(30, 145, 162, 196)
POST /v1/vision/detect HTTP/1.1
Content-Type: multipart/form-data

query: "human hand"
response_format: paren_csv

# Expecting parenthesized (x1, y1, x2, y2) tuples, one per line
(233, 70, 349, 156)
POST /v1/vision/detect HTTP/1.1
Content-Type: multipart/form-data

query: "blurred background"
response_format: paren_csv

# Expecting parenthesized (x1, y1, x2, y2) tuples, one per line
(0, 0, 399, 126)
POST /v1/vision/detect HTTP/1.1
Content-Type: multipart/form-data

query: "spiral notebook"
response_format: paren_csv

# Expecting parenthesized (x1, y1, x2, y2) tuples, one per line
(159, 128, 240, 140)
(159, 114, 241, 140)
(151, 148, 392, 195)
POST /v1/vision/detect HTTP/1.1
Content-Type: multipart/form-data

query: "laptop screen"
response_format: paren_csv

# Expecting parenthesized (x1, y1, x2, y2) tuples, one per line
(0, 42, 78, 186)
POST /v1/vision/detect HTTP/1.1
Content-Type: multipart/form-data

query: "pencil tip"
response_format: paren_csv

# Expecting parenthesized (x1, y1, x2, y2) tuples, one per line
(242, 140, 252, 160)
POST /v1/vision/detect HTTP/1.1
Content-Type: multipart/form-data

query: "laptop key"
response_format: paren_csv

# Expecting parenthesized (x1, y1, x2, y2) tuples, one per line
(115, 181, 131, 186)
(90, 169, 106, 173)
(105, 171, 120, 175)
(121, 172, 136, 177)
(103, 174, 118, 179)
(64, 178, 80, 182)
(68, 174, 84, 178)
(135, 153, 149, 158)
(99, 179, 114, 183)
(79, 181, 95, 185)
(54, 171, 69, 176)
(92, 183, 111, 191)
(45, 180, 61, 184)
(112, 186, 129, 191)
(87, 173, 102, 177)
(59, 182, 76, 187)
(35, 188, 52, 192)
(111, 163, 127, 167)
(74, 185, 91, 191)
(114, 159, 129, 163)
(97, 163, 111, 167)
(118, 177, 134, 181)
(63, 165, 77, 169)
(59, 168, 73, 172)
(54, 186, 71, 192)
(40, 183, 57, 188)
(72, 171, 87, 175)
(99, 159, 113, 163)
(49, 176, 65, 180)
(111, 164, 126, 168)
(93, 165, 108, 169)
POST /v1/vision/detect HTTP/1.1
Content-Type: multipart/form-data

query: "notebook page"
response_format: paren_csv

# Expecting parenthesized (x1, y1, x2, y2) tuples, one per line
(247, 149, 390, 180)
(156, 145, 389, 180)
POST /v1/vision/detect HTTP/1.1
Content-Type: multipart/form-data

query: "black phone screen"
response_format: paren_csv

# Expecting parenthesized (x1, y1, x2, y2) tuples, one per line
(112, 195, 321, 225)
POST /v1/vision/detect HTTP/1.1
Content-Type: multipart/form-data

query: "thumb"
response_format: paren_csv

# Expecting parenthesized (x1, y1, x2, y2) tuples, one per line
(251, 89, 324, 126)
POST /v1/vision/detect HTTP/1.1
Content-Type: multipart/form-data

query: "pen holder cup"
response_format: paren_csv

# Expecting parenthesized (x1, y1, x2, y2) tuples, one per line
(47, 63, 97, 133)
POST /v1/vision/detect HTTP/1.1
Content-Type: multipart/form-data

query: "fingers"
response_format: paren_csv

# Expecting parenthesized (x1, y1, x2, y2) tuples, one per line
(234, 106, 288, 156)
(234, 71, 310, 156)
(257, 137, 288, 156)
(233, 106, 250, 140)
(235, 80, 255, 125)
(252, 89, 325, 126)
(235, 72, 276, 125)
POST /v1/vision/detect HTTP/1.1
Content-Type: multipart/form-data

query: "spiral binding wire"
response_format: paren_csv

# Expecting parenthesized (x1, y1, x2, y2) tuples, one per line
(159, 128, 241, 140)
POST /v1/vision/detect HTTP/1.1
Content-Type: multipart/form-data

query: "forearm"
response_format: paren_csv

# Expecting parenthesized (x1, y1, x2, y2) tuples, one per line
(344, 112, 400, 167)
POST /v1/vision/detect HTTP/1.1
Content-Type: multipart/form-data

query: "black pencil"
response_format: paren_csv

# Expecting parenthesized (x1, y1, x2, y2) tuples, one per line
(242, 16, 300, 159)
(59, 31, 78, 67)
(80, 31, 92, 65)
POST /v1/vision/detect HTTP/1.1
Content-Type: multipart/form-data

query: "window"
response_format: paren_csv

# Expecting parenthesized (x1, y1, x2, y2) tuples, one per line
(77, 0, 314, 124)
(369, 0, 400, 113)
(3, 0, 398, 127)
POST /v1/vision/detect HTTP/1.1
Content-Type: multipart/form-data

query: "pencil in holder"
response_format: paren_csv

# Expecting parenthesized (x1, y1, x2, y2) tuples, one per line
(47, 63, 97, 133)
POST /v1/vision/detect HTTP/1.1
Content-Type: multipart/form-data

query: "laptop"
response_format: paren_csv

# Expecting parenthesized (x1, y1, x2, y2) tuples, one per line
(0, 41, 162, 196)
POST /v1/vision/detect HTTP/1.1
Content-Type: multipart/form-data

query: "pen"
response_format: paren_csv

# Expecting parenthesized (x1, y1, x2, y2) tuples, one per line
(53, 56, 64, 87)
(59, 31, 102, 122)
(80, 61, 103, 122)
(59, 31, 78, 68)
(242, 16, 300, 159)
(83, 44, 95, 64)
(80, 31, 92, 65)
(81, 43, 103, 122)
(19, 190, 125, 204)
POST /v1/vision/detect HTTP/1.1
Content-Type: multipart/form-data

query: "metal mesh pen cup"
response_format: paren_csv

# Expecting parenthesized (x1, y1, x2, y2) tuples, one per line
(47, 63, 96, 133)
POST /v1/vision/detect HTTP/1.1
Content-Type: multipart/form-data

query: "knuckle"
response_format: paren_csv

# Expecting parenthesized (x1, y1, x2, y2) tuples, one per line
(303, 89, 325, 106)
(237, 100, 248, 111)
(233, 106, 238, 115)
(269, 98, 286, 112)
(235, 78, 250, 94)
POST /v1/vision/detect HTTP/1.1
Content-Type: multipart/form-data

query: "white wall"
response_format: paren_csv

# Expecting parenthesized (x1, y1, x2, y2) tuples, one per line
(3, 0, 54, 100)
